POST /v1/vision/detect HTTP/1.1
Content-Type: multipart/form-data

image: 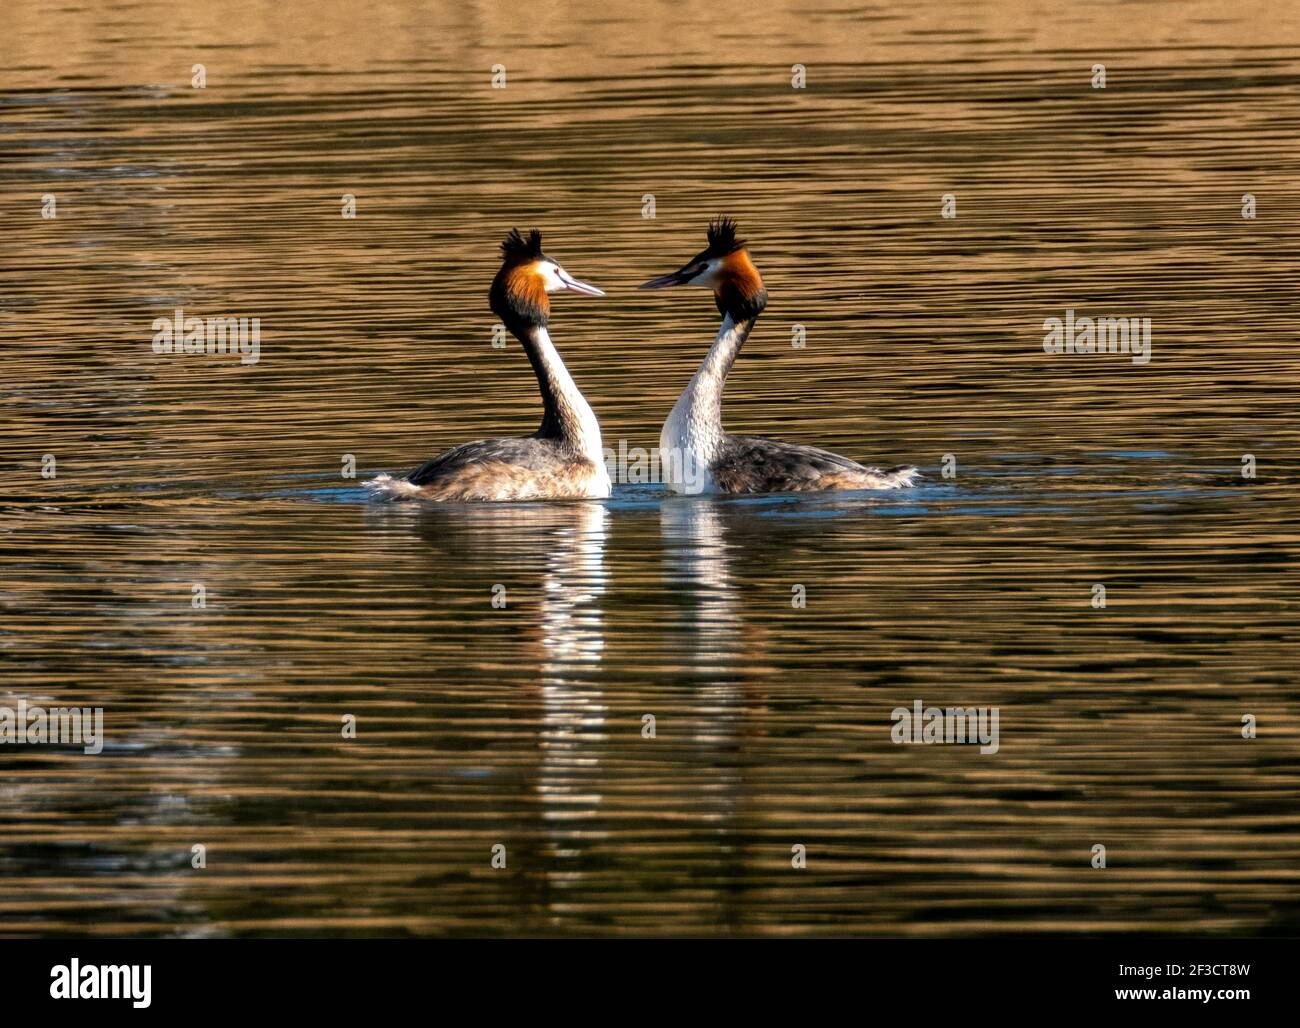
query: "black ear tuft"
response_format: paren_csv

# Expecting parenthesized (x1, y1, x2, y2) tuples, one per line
(501, 227, 544, 260)
(706, 216, 745, 256)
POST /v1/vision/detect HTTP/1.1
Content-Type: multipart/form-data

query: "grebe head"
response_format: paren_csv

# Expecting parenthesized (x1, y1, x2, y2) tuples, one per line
(639, 216, 767, 322)
(490, 228, 605, 331)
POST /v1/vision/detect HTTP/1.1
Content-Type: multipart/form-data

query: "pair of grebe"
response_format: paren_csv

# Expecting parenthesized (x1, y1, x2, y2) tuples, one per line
(367, 219, 917, 502)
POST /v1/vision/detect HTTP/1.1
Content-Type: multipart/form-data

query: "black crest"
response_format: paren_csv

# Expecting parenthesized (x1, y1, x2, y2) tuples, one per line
(501, 228, 545, 262)
(491, 228, 549, 331)
(705, 216, 745, 257)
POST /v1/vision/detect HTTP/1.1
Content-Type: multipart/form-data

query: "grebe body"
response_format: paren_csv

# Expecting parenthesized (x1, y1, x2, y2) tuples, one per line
(368, 229, 609, 502)
(643, 218, 917, 496)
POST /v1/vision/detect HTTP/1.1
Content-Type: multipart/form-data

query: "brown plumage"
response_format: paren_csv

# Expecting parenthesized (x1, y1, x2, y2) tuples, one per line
(407, 453, 608, 502)
(711, 436, 919, 493)
(491, 228, 551, 330)
(713, 248, 767, 323)
(499, 263, 548, 320)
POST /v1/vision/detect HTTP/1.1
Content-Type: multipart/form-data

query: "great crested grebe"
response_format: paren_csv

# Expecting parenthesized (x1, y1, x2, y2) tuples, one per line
(641, 217, 918, 495)
(367, 228, 610, 502)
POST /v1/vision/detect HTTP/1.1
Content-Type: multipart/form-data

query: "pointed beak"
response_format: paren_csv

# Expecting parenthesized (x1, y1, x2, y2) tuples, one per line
(557, 268, 605, 297)
(639, 267, 695, 290)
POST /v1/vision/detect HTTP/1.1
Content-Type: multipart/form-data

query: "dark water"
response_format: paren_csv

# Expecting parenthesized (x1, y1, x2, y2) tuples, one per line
(2, 0, 1299, 936)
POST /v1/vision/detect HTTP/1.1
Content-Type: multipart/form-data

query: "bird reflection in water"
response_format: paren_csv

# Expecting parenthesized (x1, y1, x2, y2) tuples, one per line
(406, 500, 610, 926)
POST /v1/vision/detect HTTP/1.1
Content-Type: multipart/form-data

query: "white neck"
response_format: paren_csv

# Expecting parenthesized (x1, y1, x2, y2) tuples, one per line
(530, 325, 605, 467)
(660, 314, 747, 491)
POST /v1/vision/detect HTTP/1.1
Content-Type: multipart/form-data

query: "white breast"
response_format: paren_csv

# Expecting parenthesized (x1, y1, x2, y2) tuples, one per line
(587, 459, 613, 498)
(658, 314, 744, 495)
(660, 395, 718, 495)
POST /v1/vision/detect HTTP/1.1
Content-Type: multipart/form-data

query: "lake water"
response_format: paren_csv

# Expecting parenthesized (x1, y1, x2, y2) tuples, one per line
(2, 0, 1299, 936)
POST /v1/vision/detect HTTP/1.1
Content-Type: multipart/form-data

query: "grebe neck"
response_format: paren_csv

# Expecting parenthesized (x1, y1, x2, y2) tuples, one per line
(518, 324, 605, 466)
(662, 314, 756, 461)
(658, 314, 758, 493)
